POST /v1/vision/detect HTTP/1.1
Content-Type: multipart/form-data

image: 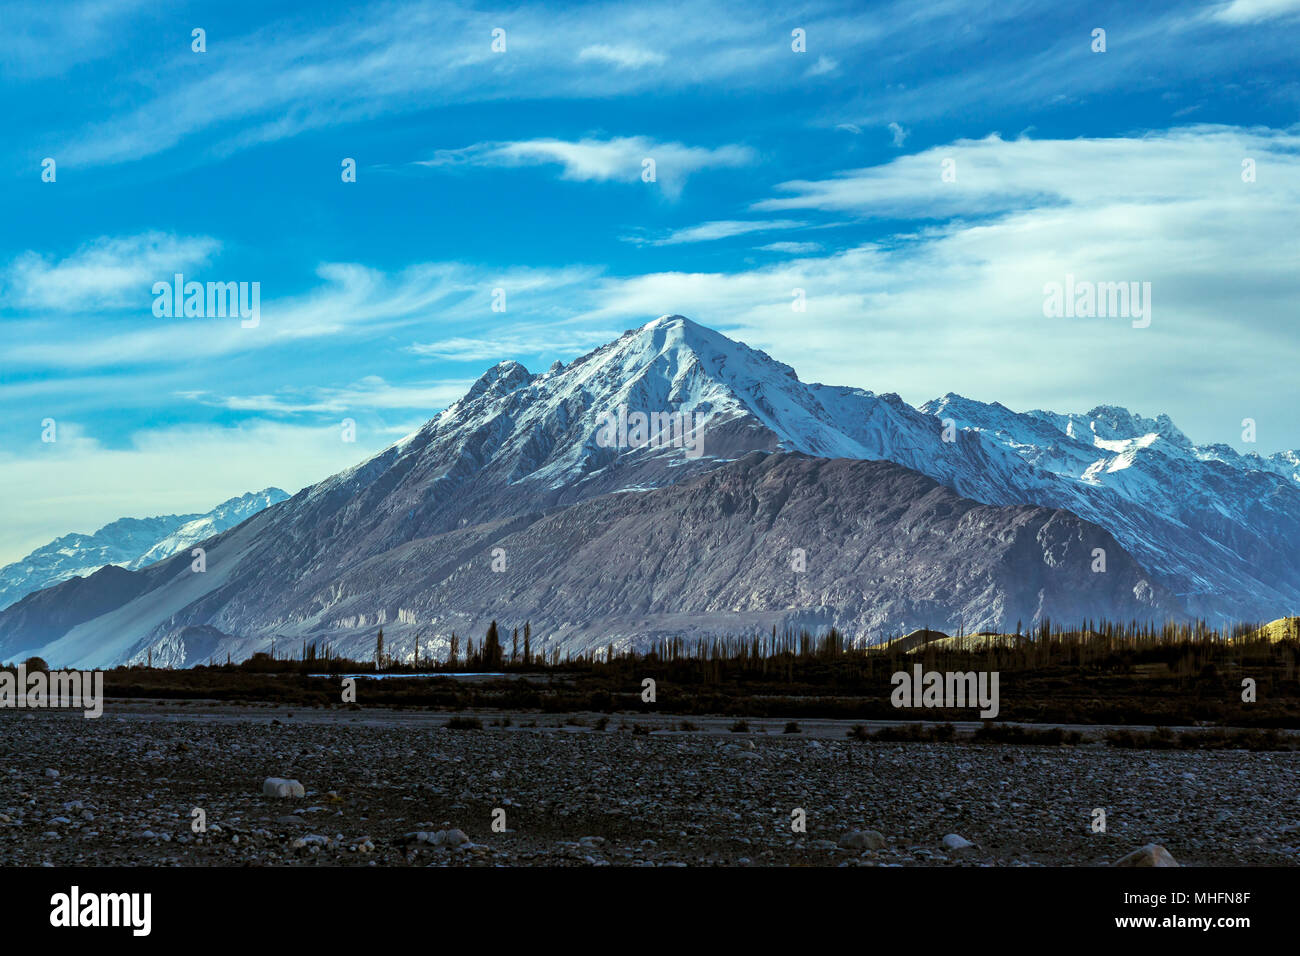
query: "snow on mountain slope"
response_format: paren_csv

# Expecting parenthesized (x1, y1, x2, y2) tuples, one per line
(0, 488, 287, 611)
(922, 393, 1300, 620)
(927, 394, 1300, 490)
(1, 315, 1294, 667)
(348, 315, 1051, 512)
(1195, 444, 1300, 486)
(127, 489, 289, 570)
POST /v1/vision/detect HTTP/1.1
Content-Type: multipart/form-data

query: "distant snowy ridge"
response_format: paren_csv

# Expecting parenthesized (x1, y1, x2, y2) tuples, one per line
(0, 488, 288, 610)
(126, 489, 289, 570)
(922, 393, 1300, 489)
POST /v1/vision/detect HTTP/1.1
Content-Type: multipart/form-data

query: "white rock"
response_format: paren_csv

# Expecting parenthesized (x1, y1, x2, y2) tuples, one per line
(1114, 844, 1179, 867)
(262, 777, 305, 798)
(942, 833, 976, 855)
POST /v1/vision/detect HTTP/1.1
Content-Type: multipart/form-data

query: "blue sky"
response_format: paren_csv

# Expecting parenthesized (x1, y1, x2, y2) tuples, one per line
(2, 0, 1299, 562)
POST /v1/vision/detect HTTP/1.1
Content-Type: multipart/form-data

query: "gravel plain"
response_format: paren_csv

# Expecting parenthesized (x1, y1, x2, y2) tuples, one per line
(3, 701, 1298, 867)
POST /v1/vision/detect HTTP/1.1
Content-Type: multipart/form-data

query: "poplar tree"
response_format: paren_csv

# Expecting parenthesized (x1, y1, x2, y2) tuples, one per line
(483, 621, 503, 670)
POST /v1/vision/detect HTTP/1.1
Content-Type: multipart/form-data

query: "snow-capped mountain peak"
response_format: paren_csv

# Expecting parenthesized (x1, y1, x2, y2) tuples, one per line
(294, 318, 1300, 629)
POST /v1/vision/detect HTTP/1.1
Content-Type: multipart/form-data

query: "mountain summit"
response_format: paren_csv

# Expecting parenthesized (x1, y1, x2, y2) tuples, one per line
(1, 316, 1295, 667)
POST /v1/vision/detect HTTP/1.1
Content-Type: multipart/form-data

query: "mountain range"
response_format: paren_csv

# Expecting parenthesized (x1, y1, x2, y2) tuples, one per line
(0, 489, 288, 611)
(1, 315, 1295, 668)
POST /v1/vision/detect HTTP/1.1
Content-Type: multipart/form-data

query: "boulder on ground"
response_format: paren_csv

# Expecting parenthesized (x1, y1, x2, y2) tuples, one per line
(402, 828, 469, 847)
(1114, 844, 1179, 867)
(262, 777, 305, 798)
(942, 833, 976, 855)
(839, 829, 886, 850)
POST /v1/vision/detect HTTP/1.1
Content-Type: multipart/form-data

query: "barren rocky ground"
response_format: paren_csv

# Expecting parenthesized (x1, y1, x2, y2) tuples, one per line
(3, 701, 1298, 867)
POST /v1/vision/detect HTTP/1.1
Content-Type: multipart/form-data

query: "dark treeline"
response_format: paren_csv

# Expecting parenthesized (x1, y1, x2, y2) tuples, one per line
(71, 616, 1300, 728)
(179, 615, 1300, 686)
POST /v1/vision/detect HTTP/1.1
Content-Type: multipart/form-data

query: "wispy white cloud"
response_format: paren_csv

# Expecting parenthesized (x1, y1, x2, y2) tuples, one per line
(577, 44, 666, 69)
(1211, 0, 1300, 23)
(3, 232, 219, 311)
(754, 126, 1300, 219)
(621, 219, 807, 246)
(419, 136, 755, 198)
(23, 0, 1299, 172)
(756, 241, 822, 254)
(806, 55, 838, 77)
(44, 0, 877, 168)
(407, 327, 615, 362)
(837, 5, 1300, 128)
(3, 253, 600, 370)
(177, 376, 475, 415)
